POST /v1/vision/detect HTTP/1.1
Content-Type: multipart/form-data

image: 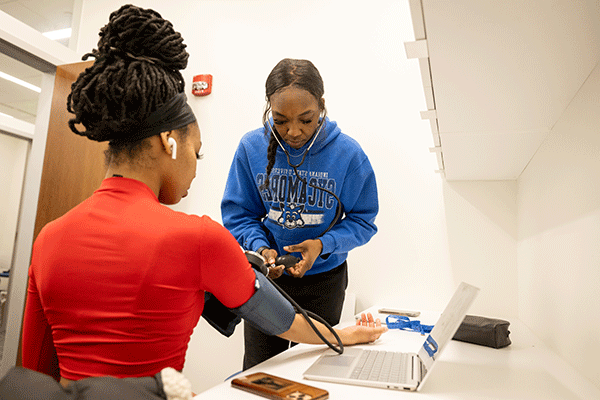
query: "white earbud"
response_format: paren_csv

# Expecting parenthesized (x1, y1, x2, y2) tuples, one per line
(168, 137, 177, 160)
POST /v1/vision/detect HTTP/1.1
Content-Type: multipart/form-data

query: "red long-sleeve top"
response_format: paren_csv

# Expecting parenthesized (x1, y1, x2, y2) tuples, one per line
(22, 177, 256, 380)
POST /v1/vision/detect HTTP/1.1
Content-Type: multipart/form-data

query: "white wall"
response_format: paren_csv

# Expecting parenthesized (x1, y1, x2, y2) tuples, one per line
(77, 0, 517, 393)
(517, 62, 600, 388)
(0, 133, 29, 271)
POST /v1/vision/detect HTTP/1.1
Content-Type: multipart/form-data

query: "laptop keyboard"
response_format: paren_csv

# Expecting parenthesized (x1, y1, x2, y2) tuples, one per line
(349, 350, 411, 383)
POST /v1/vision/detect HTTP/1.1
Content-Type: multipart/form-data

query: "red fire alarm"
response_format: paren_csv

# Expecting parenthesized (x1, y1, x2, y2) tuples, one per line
(192, 74, 212, 96)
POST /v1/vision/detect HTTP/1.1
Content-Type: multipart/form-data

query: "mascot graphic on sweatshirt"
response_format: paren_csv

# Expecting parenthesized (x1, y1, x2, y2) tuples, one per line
(278, 202, 306, 229)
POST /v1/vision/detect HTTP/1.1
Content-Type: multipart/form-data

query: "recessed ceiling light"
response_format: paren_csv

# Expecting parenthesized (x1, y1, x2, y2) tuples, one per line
(43, 28, 72, 41)
(0, 71, 41, 93)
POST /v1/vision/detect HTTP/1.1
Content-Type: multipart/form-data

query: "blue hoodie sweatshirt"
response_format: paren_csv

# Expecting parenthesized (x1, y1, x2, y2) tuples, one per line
(221, 118, 378, 275)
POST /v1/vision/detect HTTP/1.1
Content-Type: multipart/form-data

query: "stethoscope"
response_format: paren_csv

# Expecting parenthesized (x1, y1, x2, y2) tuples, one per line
(264, 115, 342, 236)
(265, 115, 325, 170)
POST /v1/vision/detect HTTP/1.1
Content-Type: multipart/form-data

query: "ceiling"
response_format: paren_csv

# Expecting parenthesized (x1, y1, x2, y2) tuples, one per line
(0, 0, 74, 124)
(409, 0, 600, 180)
(0, 52, 41, 123)
(0, 0, 73, 42)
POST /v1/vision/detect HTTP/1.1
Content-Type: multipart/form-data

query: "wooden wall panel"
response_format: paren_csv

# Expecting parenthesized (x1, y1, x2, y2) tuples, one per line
(33, 61, 107, 241)
(18, 61, 106, 370)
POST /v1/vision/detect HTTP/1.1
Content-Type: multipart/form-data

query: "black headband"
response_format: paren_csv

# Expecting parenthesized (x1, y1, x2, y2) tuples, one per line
(111, 93, 196, 144)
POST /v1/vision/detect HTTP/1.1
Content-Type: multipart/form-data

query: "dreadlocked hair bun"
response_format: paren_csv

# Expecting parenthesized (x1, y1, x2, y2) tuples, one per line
(67, 4, 189, 143)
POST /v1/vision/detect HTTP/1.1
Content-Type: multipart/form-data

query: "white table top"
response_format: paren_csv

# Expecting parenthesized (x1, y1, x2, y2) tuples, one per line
(194, 309, 600, 399)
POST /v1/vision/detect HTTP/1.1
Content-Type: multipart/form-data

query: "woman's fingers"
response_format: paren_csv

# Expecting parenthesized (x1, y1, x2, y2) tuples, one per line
(356, 312, 381, 327)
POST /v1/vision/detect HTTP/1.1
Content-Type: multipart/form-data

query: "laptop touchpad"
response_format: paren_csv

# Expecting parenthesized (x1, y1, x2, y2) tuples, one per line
(304, 349, 363, 378)
(320, 354, 356, 367)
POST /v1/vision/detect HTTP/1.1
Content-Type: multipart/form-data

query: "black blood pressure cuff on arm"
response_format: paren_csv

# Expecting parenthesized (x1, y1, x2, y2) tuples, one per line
(202, 272, 295, 337)
(231, 272, 296, 336)
(202, 292, 242, 337)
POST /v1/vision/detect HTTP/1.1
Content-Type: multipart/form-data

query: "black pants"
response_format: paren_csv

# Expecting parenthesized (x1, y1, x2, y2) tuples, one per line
(243, 261, 348, 370)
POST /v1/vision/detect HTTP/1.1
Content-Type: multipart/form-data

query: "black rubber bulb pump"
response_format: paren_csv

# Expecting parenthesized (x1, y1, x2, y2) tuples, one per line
(275, 254, 300, 269)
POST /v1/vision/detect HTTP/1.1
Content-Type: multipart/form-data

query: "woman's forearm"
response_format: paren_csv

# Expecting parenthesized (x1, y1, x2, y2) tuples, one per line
(277, 313, 386, 346)
(277, 314, 343, 344)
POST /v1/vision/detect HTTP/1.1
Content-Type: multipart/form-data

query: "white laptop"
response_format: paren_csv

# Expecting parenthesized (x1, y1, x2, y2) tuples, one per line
(303, 282, 479, 391)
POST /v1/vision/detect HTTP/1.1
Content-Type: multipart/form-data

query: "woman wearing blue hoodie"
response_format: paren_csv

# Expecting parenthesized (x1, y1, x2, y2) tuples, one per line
(221, 58, 379, 369)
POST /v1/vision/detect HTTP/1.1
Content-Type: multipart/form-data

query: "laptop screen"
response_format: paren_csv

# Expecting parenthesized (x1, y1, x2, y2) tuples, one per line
(417, 282, 480, 372)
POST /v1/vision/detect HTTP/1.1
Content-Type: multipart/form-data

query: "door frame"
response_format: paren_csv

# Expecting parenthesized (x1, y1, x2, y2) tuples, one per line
(0, 11, 79, 376)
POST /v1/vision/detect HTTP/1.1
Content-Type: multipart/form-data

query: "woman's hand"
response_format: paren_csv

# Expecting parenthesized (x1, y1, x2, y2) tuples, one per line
(338, 312, 387, 345)
(267, 265, 285, 279)
(260, 248, 285, 279)
(355, 312, 379, 327)
(283, 239, 323, 278)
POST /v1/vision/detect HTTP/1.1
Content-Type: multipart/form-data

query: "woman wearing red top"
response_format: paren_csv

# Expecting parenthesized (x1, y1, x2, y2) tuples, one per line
(21, 4, 386, 388)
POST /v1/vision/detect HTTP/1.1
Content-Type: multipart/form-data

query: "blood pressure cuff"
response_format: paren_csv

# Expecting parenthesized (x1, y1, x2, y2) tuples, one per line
(231, 272, 295, 336)
(202, 292, 242, 337)
(202, 272, 295, 337)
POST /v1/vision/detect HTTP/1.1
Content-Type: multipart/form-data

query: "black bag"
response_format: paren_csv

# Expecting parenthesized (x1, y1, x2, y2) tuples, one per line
(452, 315, 511, 349)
